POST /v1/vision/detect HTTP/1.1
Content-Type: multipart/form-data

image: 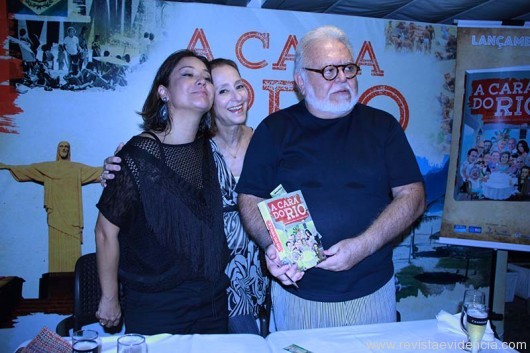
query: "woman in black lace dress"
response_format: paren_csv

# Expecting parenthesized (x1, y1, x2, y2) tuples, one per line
(95, 50, 230, 335)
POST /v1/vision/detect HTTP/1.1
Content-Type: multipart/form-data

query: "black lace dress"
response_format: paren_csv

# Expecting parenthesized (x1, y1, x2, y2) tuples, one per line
(97, 134, 229, 334)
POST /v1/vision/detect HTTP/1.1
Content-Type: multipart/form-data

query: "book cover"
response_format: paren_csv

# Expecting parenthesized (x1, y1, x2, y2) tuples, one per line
(258, 186, 326, 271)
(454, 66, 530, 202)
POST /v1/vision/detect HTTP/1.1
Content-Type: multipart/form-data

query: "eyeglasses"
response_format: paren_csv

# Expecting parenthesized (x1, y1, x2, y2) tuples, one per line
(303, 63, 361, 81)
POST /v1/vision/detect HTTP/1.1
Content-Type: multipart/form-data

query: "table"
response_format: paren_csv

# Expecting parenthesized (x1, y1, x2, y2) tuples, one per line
(16, 319, 520, 353)
(16, 333, 271, 353)
(266, 319, 520, 352)
(108, 333, 270, 352)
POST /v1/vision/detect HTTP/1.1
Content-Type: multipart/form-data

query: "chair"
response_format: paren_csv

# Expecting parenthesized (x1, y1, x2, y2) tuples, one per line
(56, 253, 104, 336)
(258, 250, 272, 337)
(258, 281, 272, 337)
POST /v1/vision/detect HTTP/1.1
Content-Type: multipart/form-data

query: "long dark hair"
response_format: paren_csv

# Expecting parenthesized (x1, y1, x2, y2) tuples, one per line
(207, 58, 242, 137)
(138, 49, 211, 138)
(517, 140, 529, 154)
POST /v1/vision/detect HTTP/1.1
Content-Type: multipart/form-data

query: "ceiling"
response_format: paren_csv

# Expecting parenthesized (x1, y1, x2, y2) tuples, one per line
(172, 0, 530, 25)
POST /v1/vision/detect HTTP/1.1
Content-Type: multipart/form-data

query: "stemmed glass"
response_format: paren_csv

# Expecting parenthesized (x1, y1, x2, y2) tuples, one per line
(460, 289, 488, 353)
(117, 334, 147, 353)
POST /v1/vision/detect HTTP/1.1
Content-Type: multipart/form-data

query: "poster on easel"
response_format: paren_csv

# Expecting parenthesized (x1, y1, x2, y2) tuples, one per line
(440, 21, 530, 251)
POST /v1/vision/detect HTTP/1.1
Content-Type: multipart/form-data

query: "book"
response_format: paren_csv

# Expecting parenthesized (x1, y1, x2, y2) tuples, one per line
(258, 185, 326, 271)
(454, 65, 530, 201)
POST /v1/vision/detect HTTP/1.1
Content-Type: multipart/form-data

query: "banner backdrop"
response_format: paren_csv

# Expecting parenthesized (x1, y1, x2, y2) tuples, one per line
(0, 1, 455, 298)
(440, 23, 530, 251)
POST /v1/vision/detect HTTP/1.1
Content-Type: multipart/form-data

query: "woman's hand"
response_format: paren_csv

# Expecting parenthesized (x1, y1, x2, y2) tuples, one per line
(95, 296, 121, 327)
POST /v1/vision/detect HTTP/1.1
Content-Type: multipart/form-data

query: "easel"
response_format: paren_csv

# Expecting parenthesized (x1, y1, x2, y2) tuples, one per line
(489, 250, 507, 339)
(438, 236, 530, 340)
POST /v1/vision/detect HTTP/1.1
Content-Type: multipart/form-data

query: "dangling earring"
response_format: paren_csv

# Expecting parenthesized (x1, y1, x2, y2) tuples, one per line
(159, 96, 168, 122)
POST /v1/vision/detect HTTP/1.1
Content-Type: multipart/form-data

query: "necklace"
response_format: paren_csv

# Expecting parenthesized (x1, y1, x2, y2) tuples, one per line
(221, 139, 240, 159)
(219, 132, 242, 159)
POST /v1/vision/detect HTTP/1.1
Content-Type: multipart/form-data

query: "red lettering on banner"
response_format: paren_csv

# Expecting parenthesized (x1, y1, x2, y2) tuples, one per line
(359, 85, 409, 130)
(469, 78, 530, 124)
(237, 32, 269, 69)
(188, 28, 214, 61)
(242, 78, 255, 109)
(263, 80, 295, 114)
(272, 35, 298, 70)
(357, 41, 384, 77)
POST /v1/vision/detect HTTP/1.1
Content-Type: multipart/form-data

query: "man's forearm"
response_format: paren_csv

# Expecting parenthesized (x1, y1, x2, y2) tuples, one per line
(238, 193, 273, 250)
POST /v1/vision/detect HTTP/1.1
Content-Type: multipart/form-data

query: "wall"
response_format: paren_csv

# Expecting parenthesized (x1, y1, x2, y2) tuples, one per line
(0, 0, 478, 334)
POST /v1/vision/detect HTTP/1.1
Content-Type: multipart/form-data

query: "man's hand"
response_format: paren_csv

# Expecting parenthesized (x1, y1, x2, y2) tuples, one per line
(100, 143, 124, 187)
(265, 244, 304, 287)
(316, 236, 369, 272)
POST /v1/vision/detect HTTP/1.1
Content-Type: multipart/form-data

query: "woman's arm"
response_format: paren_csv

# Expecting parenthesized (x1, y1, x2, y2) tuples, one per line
(95, 212, 122, 327)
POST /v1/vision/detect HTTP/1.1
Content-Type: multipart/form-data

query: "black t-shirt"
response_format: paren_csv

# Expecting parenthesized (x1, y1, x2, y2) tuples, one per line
(236, 101, 423, 301)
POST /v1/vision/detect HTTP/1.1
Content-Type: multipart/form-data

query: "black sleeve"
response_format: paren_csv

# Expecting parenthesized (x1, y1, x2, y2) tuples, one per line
(96, 149, 139, 229)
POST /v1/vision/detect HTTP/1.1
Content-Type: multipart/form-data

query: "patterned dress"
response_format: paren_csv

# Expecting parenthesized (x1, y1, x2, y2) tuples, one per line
(210, 139, 268, 317)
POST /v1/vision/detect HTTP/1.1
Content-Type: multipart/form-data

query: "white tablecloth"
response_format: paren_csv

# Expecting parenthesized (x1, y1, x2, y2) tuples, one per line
(482, 184, 515, 200)
(97, 333, 270, 353)
(16, 319, 520, 353)
(266, 319, 519, 353)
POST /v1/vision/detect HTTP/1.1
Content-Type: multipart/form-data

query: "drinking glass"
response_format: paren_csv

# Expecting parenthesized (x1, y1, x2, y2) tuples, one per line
(72, 339, 99, 353)
(72, 329, 99, 353)
(460, 289, 487, 353)
(117, 334, 147, 353)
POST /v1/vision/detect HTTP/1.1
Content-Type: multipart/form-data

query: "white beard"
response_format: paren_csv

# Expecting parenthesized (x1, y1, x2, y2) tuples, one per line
(305, 82, 358, 117)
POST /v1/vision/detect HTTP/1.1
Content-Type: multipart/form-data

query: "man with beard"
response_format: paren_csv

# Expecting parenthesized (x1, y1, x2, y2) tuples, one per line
(236, 25, 425, 330)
